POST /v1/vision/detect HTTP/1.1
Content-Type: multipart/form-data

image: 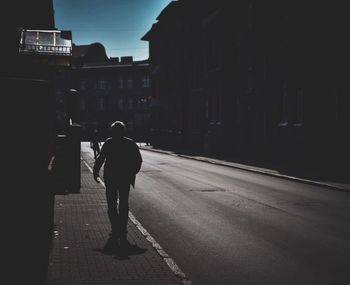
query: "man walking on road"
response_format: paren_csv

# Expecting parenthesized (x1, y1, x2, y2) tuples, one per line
(93, 121, 142, 247)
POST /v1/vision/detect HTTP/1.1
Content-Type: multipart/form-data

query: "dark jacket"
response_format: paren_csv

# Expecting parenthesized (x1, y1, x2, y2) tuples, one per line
(93, 136, 142, 186)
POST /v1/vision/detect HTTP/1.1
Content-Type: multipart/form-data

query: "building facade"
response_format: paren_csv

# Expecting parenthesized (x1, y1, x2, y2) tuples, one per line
(142, 0, 349, 180)
(55, 43, 151, 142)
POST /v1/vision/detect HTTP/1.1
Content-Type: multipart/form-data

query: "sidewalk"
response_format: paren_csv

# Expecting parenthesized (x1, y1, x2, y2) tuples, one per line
(47, 151, 190, 285)
(139, 145, 350, 193)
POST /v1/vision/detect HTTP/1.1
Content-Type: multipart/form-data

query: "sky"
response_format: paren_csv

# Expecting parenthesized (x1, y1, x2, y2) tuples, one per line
(53, 0, 172, 61)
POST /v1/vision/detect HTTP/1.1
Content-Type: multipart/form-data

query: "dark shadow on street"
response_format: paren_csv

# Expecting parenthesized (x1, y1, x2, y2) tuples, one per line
(94, 237, 147, 260)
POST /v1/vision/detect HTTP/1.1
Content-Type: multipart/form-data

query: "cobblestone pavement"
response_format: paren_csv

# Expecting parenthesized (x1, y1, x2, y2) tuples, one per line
(47, 154, 189, 285)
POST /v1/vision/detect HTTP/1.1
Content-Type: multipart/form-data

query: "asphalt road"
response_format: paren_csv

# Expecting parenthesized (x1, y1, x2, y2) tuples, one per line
(82, 143, 350, 285)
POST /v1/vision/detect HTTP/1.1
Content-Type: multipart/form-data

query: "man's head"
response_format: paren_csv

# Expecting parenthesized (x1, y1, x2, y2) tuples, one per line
(110, 121, 126, 138)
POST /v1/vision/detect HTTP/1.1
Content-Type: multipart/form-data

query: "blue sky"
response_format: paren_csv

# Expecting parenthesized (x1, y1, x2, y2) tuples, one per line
(53, 0, 172, 60)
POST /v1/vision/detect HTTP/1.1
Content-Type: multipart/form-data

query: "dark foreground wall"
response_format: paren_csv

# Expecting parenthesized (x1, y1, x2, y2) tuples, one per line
(2, 77, 54, 284)
(1, 1, 56, 283)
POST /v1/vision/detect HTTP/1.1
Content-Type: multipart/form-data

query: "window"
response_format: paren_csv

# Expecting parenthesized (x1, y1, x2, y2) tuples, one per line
(118, 98, 124, 110)
(118, 77, 123, 88)
(98, 79, 107, 90)
(56, 110, 64, 121)
(98, 98, 105, 111)
(80, 98, 86, 111)
(142, 75, 150, 88)
(80, 122, 86, 131)
(79, 80, 86, 91)
(137, 97, 148, 110)
(127, 78, 133, 89)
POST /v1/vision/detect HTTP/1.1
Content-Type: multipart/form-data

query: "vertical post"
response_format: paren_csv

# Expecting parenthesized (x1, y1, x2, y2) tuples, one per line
(67, 123, 81, 193)
(66, 88, 81, 193)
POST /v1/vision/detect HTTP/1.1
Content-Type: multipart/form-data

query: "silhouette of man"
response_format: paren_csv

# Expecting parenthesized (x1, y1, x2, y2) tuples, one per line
(90, 129, 101, 159)
(93, 121, 142, 247)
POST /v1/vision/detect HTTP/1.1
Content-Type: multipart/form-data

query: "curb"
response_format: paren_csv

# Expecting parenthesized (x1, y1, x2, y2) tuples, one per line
(140, 147, 350, 193)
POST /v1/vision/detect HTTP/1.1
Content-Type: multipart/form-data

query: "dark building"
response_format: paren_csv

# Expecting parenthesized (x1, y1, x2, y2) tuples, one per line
(142, 0, 349, 181)
(56, 43, 151, 142)
(1, 0, 71, 284)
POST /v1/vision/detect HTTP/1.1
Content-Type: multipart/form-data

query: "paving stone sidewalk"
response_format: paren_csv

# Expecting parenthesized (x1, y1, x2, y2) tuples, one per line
(47, 158, 186, 285)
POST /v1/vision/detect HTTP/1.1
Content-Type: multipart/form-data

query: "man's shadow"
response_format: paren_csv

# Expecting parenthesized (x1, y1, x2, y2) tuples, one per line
(94, 237, 147, 260)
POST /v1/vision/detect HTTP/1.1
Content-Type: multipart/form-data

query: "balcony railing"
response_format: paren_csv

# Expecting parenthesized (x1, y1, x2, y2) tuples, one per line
(19, 29, 72, 56)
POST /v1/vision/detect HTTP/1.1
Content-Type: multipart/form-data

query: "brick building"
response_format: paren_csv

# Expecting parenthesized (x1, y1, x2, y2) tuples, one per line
(55, 43, 151, 142)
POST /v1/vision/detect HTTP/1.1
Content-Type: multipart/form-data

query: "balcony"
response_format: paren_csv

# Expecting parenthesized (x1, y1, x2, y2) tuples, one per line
(19, 29, 72, 56)
(18, 29, 72, 66)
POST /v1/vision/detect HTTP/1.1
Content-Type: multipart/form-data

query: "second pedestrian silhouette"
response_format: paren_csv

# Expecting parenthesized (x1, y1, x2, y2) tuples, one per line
(90, 129, 101, 159)
(93, 121, 142, 249)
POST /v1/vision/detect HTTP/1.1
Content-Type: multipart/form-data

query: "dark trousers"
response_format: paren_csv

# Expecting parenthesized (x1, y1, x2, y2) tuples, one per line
(104, 179, 130, 240)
